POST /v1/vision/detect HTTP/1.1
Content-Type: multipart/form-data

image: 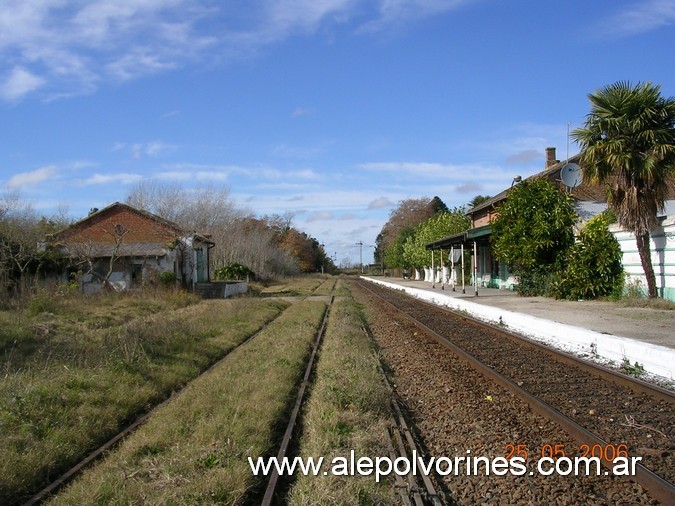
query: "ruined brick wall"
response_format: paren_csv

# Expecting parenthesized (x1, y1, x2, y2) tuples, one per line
(58, 205, 181, 245)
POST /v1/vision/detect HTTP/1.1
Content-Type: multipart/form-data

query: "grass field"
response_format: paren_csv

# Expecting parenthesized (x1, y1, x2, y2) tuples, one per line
(49, 298, 327, 504)
(1, 289, 288, 505)
(2, 275, 399, 504)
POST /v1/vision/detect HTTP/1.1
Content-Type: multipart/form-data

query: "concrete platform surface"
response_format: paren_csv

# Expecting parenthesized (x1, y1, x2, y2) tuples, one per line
(361, 276, 675, 380)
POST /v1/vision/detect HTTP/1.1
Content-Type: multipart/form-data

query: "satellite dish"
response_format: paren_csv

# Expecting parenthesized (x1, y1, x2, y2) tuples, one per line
(560, 163, 582, 188)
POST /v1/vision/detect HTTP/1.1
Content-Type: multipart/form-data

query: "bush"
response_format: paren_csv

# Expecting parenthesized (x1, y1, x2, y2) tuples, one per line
(491, 179, 576, 270)
(159, 271, 177, 286)
(214, 263, 255, 281)
(26, 290, 60, 316)
(553, 213, 624, 300)
(515, 267, 556, 297)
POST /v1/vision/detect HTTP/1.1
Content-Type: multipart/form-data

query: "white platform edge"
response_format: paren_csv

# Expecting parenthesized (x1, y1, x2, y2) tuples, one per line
(362, 276, 674, 380)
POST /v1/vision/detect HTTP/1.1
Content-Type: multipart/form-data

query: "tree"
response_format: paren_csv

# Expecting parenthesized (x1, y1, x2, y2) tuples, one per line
(553, 212, 624, 300)
(491, 178, 577, 295)
(402, 209, 470, 269)
(468, 195, 491, 209)
(572, 81, 675, 298)
(376, 196, 449, 267)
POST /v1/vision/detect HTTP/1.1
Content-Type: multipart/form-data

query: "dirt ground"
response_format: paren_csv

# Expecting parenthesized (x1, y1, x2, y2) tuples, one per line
(474, 295, 675, 349)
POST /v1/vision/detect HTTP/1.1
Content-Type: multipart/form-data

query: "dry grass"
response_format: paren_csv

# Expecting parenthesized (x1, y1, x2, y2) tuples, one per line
(49, 299, 327, 505)
(616, 296, 675, 310)
(254, 274, 329, 297)
(287, 280, 396, 505)
(0, 290, 287, 505)
(312, 276, 337, 296)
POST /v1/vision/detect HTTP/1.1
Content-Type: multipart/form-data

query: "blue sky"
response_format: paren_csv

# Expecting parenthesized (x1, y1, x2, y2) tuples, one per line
(2, 0, 674, 265)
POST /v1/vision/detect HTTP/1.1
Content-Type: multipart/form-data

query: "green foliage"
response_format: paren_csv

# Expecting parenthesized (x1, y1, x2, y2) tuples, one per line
(468, 194, 491, 208)
(402, 208, 470, 268)
(383, 227, 415, 269)
(159, 271, 176, 285)
(214, 263, 255, 281)
(553, 213, 624, 300)
(621, 358, 645, 378)
(572, 81, 675, 298)
(513, 267, 556, 297)
(26, 289, 60, 316)
(491, 178, 577, 272)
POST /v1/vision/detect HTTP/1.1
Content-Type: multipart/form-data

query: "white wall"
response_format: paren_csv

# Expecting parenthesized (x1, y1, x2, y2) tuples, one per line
(611, 216, 675, 301)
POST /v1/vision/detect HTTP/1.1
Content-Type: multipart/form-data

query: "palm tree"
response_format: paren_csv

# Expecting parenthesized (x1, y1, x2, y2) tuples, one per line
(572, 81, 675, 298)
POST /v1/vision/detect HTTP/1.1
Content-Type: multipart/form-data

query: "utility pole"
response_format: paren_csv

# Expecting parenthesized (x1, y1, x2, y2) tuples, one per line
(356, 241, 363, 273)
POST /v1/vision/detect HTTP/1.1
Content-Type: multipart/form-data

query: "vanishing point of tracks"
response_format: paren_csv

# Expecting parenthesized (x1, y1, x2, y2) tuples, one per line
(354, 279, 674, 505)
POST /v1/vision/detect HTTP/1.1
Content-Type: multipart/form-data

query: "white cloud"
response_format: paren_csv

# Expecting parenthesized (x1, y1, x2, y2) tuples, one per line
(162, 109, 180, 119)
(367, 197, 394, 209)
(0, 66, 45, 101)
(307, 211, 334, 222)
(0, 0, 479, 101)
(0, 0, 211, 101)
(106, 52, 177, 82)
(6, 165, 57, 188)
(158, 163, 253, 178)
(78, 172, 143, 186)
(292, 106, 316, 117)
(359, 161, 504, 180)
(114, 141, 177, 159)
(505, 149, 541, 165)
(362, 0, 472, 31)
(593, 0, 675, 38)
(259, 0, 356, 39)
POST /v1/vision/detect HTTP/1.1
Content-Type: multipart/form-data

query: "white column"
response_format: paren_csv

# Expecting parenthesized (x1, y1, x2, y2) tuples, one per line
(461, 243, 465, 294)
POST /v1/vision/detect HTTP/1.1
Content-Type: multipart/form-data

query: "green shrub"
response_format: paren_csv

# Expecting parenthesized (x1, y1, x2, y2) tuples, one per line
(491, 178, 577, 297)
(514, 267, 556, 297)
(159, 271, 176, 286)
(214, 263, 255, 281)
(26, 290, 60, 316)
(491, 179, 576, 270)
(553, 213, 624, 300)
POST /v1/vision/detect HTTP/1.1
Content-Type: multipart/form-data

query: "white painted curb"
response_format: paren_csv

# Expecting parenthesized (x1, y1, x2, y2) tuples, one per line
(362, 277, 674, 380)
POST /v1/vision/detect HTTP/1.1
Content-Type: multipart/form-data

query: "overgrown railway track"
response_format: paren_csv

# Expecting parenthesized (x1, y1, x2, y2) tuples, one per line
(355, 279, 675, 504)
(23, 283, 333, 506)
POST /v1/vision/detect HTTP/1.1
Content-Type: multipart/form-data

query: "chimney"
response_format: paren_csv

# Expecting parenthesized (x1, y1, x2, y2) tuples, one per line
(545, 147, 559, 168)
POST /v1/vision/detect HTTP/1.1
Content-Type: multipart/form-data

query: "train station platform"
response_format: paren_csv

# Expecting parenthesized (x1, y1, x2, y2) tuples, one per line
(360, 276, 675, 381)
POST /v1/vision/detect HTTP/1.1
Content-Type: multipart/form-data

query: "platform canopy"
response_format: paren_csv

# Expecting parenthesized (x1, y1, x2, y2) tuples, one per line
(425, 225, 491, 250)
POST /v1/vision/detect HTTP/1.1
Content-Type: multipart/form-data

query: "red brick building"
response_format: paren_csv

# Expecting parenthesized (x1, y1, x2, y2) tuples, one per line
(45, 202, 213, 292)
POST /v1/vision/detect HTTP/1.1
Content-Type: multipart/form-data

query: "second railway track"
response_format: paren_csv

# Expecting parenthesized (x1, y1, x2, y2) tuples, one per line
(354, 278, 674, 504)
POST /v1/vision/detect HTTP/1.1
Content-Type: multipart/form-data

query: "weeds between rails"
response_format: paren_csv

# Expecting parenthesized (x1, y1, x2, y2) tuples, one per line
(1, 289, 288, 505)
(49, 296, 329, 504)
(22, 278, 335, 504)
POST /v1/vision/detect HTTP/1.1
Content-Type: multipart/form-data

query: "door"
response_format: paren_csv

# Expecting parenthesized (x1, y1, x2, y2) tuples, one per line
(196, 248, 205, 283)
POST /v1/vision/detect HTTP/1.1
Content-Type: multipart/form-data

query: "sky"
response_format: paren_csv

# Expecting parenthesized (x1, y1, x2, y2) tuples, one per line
(1, 0, 674, 266)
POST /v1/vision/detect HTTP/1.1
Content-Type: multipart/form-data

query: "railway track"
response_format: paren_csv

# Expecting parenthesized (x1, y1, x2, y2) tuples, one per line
(23, 283, 333, 506)
(261, 295, 333, 505)
(264, 288, 442, 505)
(355, 279, 675, 504)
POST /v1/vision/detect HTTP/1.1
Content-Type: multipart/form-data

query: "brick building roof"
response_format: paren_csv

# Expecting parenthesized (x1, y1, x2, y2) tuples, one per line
(49, 202, 213, 257)
(468, 152, 675, 218)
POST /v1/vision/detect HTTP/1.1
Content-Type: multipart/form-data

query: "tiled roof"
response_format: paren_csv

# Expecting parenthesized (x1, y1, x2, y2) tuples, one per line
(467, 152, 675, 216)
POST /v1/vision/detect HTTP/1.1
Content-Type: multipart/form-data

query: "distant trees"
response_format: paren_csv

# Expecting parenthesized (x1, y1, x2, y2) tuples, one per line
(375, 196, 451, 269)
(0, 192, 70, 299)
(467, 195, 491, 209)
(572, 81, 675, 298)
